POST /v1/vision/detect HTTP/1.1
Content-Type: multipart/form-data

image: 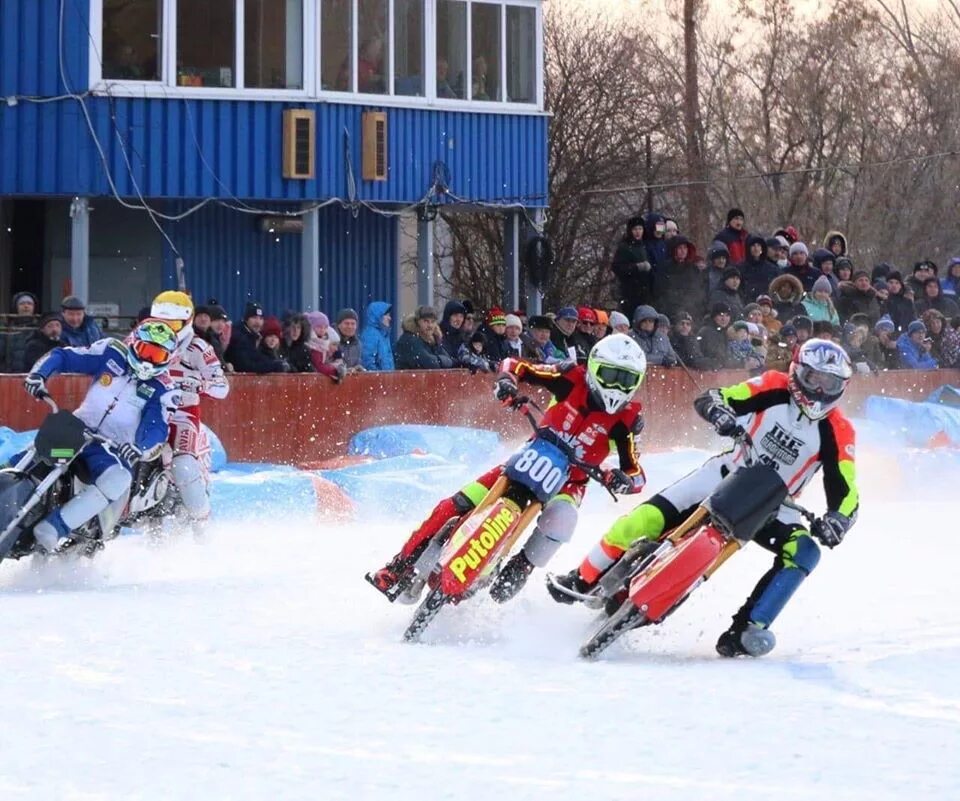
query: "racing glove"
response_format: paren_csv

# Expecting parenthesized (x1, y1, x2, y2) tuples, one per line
(493, 376, 519, 404)
(706, 404, 741, 437)
(811, 511, 851, 549)
(115, 443, 143, 467)
(602, 468, 645, 495)
(24, 373, 47, 399)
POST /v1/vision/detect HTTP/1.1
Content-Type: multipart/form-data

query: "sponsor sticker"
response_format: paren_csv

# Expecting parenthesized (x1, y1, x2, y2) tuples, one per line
(99, 374, 113, 387)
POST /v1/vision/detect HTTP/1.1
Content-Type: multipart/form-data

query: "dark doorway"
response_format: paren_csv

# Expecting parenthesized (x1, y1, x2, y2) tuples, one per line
(8, 199, 46, 310)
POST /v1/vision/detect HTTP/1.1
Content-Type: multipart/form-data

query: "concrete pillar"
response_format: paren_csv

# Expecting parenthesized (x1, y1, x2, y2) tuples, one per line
(301, 204, 320, 312)
(524, 208, 545, 316)
(416, 215, 434, 309)
(503, 210, 520, 311)
(69, 197, 90, 303)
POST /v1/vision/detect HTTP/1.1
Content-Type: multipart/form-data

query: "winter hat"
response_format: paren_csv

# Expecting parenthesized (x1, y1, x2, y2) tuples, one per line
(746, 322, 762, 337)
(756, 294, 773, 307)
(261, 316, 282, 338)
(336, 308, 359, 324)
(789, 242, 808, 258)
(914, 259, 938, 275)
(504, 313, 523, 329)
(780, 324, 797, 337)
(208, 304, 228, 321)
(722, 266, 742, 282)
(13, 291, 37, 311)
(708, 241, 730, 261)
(469, 330, 487, 345)
(871, 262, 893, 281)
(306, 311, 329, 330)
(415, 305, 437, 321)
(744, 303, 761, 316)
(710, 302, 732, 318)
(609, 311, 630, 329)
(793, 315, 813, 331)
(555, 306, 578, 321)
(627, 215, 644, 232)
(886, 270, 903, 285)
(726, 208, 746, 224)
(812, 275, 833, 295)
(577, 306, 598, 323)
(38, 311, 60, 328)
(656, 313, 671, 328)
(873, 279, 889, 292)
(907, 320, 927, 337)
(774, 235, 790, 249)
(632, 305, 659, 324)
(675, 311, 693, 324)
(528, 315, 553, 331)
(732, 320, 750, 332)
(193, 304, 210, 318)
(243, 301, 264, 321)
(487, 307, 507, 326)
(595, 310, 609, 326)
(60, 295, 85, 310)
(874, 315, 895, 335)
(764, 237, 782, 250)
(948, 257, 960, 273)
(852, 270, 870, 282)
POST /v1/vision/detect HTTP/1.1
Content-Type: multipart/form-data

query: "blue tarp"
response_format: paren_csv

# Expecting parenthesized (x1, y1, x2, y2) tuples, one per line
(864, 394, 960, 447)
(348, 424, 501, 461)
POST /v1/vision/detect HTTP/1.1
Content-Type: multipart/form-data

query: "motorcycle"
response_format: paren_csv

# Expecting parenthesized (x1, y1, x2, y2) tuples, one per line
(401, 397, 618, 642)
(574, 432, 815, 659)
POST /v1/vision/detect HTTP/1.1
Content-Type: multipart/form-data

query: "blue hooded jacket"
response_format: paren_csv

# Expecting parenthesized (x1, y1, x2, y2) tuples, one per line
(896, 331, 938, 370)
(59, 313, 103, 348)
(360, 301, 395, 371)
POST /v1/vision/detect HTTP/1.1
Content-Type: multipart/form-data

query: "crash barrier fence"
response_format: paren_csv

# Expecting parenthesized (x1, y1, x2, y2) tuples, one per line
(0, 369, 953, 464)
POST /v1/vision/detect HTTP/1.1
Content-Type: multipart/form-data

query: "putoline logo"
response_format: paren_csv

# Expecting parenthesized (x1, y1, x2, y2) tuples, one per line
(448, 502, 518, 584)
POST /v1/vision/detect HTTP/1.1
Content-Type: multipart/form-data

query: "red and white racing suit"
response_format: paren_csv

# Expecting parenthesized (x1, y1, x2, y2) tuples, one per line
(167, 331, 229, 520)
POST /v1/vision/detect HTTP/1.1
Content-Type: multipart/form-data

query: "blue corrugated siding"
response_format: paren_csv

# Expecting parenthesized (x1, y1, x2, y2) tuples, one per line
(0, 0, 547, 205)
(159, 203, 397, 320)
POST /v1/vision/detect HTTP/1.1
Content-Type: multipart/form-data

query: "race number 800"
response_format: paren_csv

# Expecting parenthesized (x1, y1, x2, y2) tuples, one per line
(513, 448, 565, 495)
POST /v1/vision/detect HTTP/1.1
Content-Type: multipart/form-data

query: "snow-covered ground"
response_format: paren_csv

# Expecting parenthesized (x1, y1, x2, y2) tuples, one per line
(1, 434, 958, 801)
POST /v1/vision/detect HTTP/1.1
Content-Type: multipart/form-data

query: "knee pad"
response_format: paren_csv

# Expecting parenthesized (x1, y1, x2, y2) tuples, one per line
(172, 454, 210, 519)
(604, 503, 666, 551)
(95, 464, 132, 502)
(783, 532, 820, 575)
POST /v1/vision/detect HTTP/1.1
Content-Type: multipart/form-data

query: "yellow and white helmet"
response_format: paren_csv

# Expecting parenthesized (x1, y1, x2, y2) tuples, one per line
(150, 290, 194, 348)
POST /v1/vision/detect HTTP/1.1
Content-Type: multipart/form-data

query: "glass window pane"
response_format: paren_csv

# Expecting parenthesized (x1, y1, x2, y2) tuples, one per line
(321, 0, 352, 90)
(506, 5, 535, 103)
(436, 0, 466, 99)
(394, 0, 424, 97)
(358, 0, 388, 94)
(177, 0, 236, 87)
(471, 3, 501, 101)
(102, 0, 161, 81)
(244, 0, 303, 89)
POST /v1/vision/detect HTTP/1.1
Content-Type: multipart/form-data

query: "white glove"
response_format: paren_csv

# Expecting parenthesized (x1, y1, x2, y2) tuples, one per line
(24, 373, 47, 399)
(177, 390, 201, 407)
(115, 443, 142, 466)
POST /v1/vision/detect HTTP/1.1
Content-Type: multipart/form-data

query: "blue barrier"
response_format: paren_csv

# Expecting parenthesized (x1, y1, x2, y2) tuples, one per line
(348, 424, 501, 461)
(864, 394, 960, 447)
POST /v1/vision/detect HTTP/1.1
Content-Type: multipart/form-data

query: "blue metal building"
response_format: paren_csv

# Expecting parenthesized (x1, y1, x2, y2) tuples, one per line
(0, 0, 547, 323)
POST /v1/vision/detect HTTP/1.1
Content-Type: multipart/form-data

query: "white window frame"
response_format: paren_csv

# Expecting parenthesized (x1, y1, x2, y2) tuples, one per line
(89, 0, 543, 113)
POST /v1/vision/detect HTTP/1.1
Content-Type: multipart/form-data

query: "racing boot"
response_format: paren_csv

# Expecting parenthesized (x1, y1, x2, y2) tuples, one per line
(365, 555, 416, 602)
(546, 567, 596, 605)
(489, 551, 535, 604)
(716, 621, 776, 658)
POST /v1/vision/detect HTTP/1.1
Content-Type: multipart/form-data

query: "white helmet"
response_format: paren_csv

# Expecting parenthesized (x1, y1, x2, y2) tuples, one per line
(788, 338, 853, 420)
(586, 333, 647, 414)
(151, 290, 194, 349)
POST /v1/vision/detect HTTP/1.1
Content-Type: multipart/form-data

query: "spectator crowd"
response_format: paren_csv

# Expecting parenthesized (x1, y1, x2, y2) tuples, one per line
(2, 209, 958, 378)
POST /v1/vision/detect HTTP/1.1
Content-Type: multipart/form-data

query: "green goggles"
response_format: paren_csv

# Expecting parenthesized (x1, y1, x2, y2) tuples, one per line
(595, 364, 642, 392)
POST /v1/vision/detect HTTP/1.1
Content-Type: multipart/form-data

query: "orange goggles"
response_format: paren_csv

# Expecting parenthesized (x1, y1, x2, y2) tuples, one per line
(132, 339, 172, 367)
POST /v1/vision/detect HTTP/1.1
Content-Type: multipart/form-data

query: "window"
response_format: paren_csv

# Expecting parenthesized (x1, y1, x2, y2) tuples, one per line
(358, 0, 389, 94)
(470, 2, 500, 101)
(506, 5, 534, 103)
(394, 0, 424, 96)
(102, 0, 162, 81)
(177, 0, 236, 88)
(321, 0, 353, 90)
(245, 0, 304, 89)
(436, 0, 467, 99)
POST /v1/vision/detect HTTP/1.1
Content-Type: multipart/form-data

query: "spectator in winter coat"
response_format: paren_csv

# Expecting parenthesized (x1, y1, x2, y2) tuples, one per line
(457, 330, 494, 373)
(360, 300, 395, 371)
(835, 258, 854, 285)
(712, 208, 749, 266)
(940, 258, 960, 298)
(481, 307, 511, 364)
(204, 302, 230, 368)
(704, 241, 730, 295)
(840, 322, 875, 375)
(811, 249, 839, 295)
(257, 316, 292, 372)
(784, 243, 820, 293)
(575, 307, 599, 352)
(592, 309, 610, 340)
(653, 235, 706, 323)
(801, 276, 840, 326)
(280, 313, 316, 373)
(823, 230, 848, 258)
(609, 311, 631, 335)
(765, 324, 797, 372)
(7, 292, 40, 369)
(697, 303, 733, 369)
(663, 217, 680, 239)
(522, 315, 562, 362)
(908, 260, 937, 300)
(9, 291, 38, 325)
(503, 314, 525, 359)
(669, 312, 713, 369)
(611, 216, 653, 318)
(303, 311, 345, 381)
(921, 309, 948, 364)
(439, 300, 468, 359)
(727, 321, 763, 371)
(939, 317, 960, 369)
(837, 271, 882, 325)
(883, 272, 916, 333)
(862, 316, 899, 370)
(896, 320, 937, 370)
(335, 308, 363, 370)
(630, 305, 678, 367)
(22, 312, 67, 369)
(756, 294, 782, 336)
(58, 295, 103, 348)
(550, 306, 592, 364)
(226, 302, 289, 373)
(914, 277, 960, 319)
(739, 235, 779, 304)
(769, 274, 805, 325)
(792, 315, 814, 346)
(641, 212, 669, 270)
(394, 306, 455, 370)
(708, 266, 745, 321)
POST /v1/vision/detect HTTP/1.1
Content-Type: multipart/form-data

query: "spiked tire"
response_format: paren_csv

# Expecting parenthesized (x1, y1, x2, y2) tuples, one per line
(579, 602, 645, 659)
(402, 587, 448, 642)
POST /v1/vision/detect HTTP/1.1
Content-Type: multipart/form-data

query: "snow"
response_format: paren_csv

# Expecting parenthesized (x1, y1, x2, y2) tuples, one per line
(1, 431, 959, 800)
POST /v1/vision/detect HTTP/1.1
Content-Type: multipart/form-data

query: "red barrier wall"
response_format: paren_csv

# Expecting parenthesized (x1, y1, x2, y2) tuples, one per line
(0, 369, 954, 463)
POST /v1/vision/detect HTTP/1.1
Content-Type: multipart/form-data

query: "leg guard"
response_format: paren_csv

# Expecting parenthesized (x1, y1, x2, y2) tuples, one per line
(743, 530, 821, 628)
(579, 502, 667, 585)
(523, 496, 579, 568)
(171, 454, 210, 521)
